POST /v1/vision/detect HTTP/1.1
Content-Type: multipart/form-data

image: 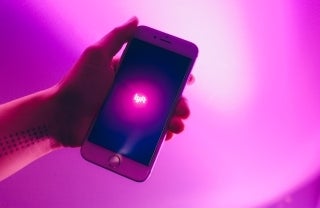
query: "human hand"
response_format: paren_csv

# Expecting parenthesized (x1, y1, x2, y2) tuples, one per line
(51, 17, 191, 147)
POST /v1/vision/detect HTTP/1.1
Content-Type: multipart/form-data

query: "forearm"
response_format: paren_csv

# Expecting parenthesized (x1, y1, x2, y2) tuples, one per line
(0, 87, 62, 181)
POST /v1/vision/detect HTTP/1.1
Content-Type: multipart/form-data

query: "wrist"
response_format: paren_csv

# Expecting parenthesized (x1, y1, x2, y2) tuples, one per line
(36, 86, 64, 150)
(0, 86, 64, 181)
(48, 84, 90, 148)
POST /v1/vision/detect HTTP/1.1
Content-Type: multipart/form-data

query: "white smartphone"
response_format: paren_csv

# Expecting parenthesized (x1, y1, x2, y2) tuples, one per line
(81, 25, 198, 182)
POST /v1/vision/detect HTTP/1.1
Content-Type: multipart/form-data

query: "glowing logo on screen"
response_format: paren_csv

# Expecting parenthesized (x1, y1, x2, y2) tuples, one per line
(133, 93, 147, 104)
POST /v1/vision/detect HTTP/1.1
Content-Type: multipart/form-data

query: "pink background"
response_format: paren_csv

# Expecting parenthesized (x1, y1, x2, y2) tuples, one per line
(0, 0, 320, 207)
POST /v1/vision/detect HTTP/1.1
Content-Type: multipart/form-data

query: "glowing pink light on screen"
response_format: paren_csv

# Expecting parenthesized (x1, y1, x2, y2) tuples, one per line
(108, 79, 164, 128)
(133, 93, 147, 104)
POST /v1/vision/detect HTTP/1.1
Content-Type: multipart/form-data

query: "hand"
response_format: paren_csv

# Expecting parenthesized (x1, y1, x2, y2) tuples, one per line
(52, 17, 191, 147)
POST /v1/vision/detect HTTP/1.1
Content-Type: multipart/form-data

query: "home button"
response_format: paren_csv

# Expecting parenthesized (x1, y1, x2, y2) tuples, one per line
(109, 155, 121, 168)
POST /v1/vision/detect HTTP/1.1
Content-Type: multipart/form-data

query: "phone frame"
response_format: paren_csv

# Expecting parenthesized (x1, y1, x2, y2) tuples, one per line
(81, 25, 198, 182)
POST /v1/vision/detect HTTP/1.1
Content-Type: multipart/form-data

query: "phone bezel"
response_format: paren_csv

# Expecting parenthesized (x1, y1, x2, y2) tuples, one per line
(81, 25, 198, 182)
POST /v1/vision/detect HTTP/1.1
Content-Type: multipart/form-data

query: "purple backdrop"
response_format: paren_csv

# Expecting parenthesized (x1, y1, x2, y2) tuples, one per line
(1, 0, 320, 207)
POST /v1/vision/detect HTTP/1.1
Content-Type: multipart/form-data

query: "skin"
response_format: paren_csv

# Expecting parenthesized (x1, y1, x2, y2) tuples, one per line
(0, 17, 191, 181)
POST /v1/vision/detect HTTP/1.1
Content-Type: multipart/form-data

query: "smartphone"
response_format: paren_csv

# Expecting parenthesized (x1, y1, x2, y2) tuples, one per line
(81, 25, 198, 182)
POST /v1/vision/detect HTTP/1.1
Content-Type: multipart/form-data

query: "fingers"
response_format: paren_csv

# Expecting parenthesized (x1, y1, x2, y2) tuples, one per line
(187, 74, 195, 85)
(165, 131, 174, 140)
(166, 97, 190, 140)
(166, 117, 184, 141)
(168, 116, 184, 133)
(174, 97, 190, 119)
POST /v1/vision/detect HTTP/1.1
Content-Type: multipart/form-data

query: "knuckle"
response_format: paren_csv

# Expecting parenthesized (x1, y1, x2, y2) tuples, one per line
(110, 26, 121, 36)
(82, 45, 106, 66)
(177, 124, 185, 133)
(83, 45, 104, 59)
(169, 117, 185, 133)
(109, 26, 123, 43)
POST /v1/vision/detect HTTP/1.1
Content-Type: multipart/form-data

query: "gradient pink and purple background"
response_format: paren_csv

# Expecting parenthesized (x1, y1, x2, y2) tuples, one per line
(0, 0, 320, 207)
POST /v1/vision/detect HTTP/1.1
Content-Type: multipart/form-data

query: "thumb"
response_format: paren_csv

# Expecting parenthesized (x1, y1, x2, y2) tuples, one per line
(98, 17, 139, 59)
(78, 17, 138, 68)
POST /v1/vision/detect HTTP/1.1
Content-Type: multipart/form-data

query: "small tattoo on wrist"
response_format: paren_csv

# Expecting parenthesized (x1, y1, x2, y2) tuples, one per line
(0, 125, 49, 157)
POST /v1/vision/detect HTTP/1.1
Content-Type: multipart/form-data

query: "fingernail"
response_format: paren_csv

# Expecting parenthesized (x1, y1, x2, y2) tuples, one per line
(187, 74, 195, 85)
(126, 16, 137, 24)
(120, 17, 138, 28)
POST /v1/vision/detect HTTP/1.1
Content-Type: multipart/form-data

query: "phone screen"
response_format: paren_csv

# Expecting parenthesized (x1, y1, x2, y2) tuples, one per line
(88, 38, 192, 165)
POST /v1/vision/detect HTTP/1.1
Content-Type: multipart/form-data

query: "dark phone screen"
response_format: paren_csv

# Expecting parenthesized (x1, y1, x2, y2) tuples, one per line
(88, 39, 192, 165)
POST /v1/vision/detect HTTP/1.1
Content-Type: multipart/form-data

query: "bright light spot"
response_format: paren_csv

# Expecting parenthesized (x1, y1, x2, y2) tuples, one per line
(133, 93, 147, 104)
